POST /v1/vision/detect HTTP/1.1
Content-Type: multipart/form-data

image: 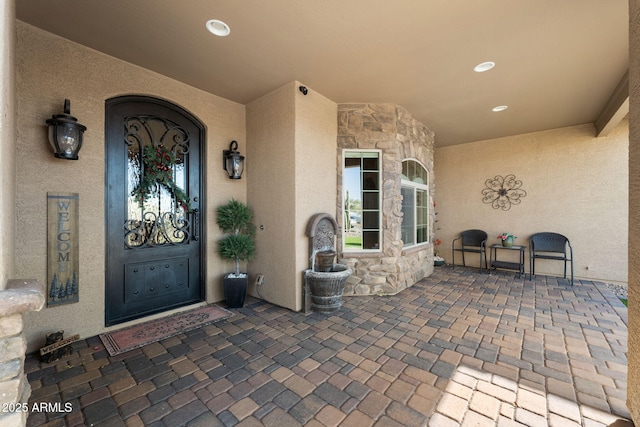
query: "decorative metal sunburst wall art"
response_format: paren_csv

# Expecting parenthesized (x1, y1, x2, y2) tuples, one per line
(482, 174, 527, 211)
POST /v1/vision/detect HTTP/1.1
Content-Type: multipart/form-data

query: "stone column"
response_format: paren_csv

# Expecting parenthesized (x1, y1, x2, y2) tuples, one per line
(0, 280, 45, 427)
(337, 103, 435, 296)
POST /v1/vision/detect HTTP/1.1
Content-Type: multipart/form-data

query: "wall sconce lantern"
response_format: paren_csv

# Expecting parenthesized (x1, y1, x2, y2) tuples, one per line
(46, 99, 86, 160)
(223, 140, 244, 179)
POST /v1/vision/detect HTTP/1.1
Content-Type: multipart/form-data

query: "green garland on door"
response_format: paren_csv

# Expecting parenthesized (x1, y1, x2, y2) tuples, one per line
(131, 145, 192, 212)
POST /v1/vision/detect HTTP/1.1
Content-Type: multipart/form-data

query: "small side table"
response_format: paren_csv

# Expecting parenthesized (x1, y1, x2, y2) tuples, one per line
(489, 244, 525, 277)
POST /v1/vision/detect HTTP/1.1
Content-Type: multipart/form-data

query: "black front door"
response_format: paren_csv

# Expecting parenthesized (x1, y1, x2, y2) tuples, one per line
(105, 96, 205, 326)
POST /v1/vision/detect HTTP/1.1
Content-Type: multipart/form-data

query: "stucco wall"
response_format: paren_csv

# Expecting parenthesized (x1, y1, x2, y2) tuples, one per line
(435, 122, 628, 284)
(627, 0, 639, 422)
(247, 82, 337, 312)
(294, 85, 339, 308)
(246, 83, 297, 310)
(16, 22, 246, 352)
(0, 2, 16, 289)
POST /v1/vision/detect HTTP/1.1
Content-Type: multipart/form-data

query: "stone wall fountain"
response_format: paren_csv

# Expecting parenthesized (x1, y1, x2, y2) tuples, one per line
(304, 213, 352, 313)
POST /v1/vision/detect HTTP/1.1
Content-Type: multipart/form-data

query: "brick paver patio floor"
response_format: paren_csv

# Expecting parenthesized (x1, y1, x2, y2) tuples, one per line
(24, 267, 632, 426)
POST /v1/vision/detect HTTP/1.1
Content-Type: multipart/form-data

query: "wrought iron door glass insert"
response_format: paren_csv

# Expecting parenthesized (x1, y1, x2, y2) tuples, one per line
(124, 116, 192, 248)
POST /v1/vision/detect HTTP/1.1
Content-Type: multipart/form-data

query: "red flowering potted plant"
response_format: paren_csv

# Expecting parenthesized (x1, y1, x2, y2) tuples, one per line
(497, 233, 517, 247)
(434, 239, 445, 266)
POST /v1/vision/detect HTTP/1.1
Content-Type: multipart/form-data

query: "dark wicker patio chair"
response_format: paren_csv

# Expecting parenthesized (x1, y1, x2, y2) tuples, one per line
(529, 232, 573, 285)
(452, 229, 488, 272)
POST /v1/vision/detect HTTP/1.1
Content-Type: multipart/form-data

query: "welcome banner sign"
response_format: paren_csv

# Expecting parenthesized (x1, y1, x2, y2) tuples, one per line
(47, 192, 80, 307)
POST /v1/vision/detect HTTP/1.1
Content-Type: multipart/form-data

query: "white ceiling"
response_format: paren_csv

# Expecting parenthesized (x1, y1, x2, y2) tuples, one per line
(16, 0, 628, 146)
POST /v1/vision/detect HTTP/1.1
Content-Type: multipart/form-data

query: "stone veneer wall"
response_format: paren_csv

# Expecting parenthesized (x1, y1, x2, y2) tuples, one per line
(0, 280, 45, 427)
(337, 104, 435, 296)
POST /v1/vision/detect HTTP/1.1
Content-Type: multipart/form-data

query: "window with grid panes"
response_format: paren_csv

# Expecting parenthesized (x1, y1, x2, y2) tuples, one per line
(343, 151, 381, 251)
(401, 160, 429, 247)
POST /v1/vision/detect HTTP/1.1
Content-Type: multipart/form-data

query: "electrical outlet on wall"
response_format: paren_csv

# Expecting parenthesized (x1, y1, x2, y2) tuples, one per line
(255, 274, 264, 287)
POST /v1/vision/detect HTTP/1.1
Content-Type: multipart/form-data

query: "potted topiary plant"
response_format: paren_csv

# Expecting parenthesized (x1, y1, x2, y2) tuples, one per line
(216, 199, 256, 308)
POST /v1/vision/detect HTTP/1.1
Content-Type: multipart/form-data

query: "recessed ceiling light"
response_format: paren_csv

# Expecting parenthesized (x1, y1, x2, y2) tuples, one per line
(206, 19, 231, 36)
(492, 105, 508, 112)
(474, 62, 496, 72)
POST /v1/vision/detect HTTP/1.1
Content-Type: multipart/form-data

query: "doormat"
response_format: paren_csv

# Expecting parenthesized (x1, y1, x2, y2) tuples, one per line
(99, 304, 233, 356)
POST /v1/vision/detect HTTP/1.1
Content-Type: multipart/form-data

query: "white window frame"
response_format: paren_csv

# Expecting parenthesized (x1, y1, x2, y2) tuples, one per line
(342, 149, 382, 252)
(401, 159, 429, 249)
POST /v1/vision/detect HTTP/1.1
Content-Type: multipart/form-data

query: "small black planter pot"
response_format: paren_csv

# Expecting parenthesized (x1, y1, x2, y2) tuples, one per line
(223, 274, 248, 308)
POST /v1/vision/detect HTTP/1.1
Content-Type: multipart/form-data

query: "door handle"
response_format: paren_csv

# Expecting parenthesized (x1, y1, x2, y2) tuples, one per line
(192, 208, 200, 241)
